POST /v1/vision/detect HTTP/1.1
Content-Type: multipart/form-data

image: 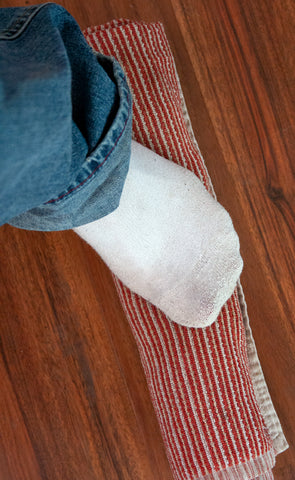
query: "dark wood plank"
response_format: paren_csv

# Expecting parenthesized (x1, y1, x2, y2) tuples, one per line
(0, 0, 294, 479)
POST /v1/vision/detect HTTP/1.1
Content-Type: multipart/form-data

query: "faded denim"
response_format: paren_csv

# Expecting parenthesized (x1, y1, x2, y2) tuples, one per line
(0, 2, 132, 231)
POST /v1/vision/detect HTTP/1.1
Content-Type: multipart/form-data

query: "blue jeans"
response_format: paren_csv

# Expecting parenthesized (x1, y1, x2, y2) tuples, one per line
(0, 2, 132, 231)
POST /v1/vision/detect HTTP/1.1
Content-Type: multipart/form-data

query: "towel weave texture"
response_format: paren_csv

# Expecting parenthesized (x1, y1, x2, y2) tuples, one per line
(83, 20, 288, 480)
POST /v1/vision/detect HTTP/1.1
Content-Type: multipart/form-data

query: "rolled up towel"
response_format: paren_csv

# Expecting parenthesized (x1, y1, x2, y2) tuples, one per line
(80, 19, 288, 480)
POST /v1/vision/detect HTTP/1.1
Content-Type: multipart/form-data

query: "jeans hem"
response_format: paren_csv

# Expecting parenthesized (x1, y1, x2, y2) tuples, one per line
(7, 52, 133, 231)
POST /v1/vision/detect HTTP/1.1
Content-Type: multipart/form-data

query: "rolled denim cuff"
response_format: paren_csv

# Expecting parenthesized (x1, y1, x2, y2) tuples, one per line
(8, 53, 133, 231)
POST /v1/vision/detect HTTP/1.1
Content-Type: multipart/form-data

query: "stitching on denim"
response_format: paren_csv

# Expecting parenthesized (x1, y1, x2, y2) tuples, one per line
(44, 90, 131, 205)
(0, 3, 55, 40)
(0, 7, 35, 37)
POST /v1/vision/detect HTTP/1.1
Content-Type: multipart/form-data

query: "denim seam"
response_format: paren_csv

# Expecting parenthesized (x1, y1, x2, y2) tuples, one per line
(44, 90, 131, 205)
(0, 3, 55, 40)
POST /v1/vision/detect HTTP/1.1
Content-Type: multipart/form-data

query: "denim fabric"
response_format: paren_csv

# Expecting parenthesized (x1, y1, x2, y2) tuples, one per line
(0, 2, 132, 231)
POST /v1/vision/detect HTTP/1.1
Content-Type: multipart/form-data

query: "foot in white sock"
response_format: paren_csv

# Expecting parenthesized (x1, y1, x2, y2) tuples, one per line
(74, 140, 243, 328)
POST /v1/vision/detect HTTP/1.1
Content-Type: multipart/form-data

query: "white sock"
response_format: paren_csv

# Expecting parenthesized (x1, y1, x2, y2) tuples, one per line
(73, 140, 243, 328)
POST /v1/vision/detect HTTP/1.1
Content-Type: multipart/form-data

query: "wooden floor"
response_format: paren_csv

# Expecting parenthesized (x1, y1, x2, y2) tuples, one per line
(0, 0, 294, 479)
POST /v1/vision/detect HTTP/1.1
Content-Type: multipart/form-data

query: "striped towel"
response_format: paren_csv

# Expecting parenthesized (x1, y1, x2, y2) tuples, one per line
(83, 20, 289, 480)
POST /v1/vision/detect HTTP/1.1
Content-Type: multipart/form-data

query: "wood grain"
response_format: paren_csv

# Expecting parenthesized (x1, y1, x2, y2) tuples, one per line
(0, 1, 294, 479)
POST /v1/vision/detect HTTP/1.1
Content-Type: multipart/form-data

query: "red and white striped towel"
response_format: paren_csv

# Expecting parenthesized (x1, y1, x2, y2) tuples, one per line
(83, 20, 288, 480)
